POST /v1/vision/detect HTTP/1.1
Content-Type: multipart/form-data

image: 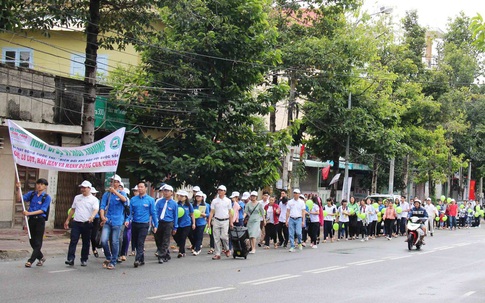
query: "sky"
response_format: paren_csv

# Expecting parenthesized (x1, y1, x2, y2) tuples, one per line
(362, 0, 485, 31)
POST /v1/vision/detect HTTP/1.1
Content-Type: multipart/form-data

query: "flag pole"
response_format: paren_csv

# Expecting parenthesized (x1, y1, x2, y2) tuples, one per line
(14, 164, 32, 239)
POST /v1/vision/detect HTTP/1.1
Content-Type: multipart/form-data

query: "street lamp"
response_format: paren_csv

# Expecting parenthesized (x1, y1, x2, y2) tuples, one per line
(341, 6, 393, 201)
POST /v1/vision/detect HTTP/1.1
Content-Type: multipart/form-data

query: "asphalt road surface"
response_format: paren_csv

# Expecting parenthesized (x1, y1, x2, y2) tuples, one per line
(1, 226, 484, 303)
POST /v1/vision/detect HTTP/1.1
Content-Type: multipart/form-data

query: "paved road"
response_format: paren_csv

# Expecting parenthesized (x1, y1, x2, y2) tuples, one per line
(1, 227, 484, 303)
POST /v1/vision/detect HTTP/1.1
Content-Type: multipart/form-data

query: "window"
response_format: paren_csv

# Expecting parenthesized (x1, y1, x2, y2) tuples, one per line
(2, 48, 33, 68)
(70, 54, 108, 79)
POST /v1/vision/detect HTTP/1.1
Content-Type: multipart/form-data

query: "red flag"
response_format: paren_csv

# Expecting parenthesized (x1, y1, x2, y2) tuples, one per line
(469, 180, 476, 200)
(299, 145, 305, 158)
(321, 166, 330, 180)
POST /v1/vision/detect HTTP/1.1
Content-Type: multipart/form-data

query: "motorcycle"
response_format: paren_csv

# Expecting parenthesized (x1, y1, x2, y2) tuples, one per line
(406, 216, 427, 250)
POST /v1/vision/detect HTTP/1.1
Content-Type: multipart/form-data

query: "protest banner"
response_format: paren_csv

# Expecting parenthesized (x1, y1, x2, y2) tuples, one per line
(8, 120, 125, 173)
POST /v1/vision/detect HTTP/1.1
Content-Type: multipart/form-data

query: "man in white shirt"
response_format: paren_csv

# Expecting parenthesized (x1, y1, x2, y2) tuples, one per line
(400, 196, 410, 236)
(285, 189, 306, 252)
(207, 185, 234, 260)
(64, 181, 100, 266)
(424, 198, 438, 236)
(258, 191, 270, 246)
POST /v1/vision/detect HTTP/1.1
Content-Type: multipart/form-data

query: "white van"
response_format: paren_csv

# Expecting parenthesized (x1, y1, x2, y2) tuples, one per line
(365, 194, 401, 203)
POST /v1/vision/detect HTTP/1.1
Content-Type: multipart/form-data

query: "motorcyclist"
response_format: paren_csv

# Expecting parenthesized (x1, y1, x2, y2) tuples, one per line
(407, 199, 429, 244)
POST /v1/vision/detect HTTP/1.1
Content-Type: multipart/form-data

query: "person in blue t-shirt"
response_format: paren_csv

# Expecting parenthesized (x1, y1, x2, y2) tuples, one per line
(173, 190, 195, 258)
(192, 191, 210, 255)
(16, 178, 52, 268)
(155, 185, 178, 263)
(99, 174, 128, 270)
(129, 181, 157, 268)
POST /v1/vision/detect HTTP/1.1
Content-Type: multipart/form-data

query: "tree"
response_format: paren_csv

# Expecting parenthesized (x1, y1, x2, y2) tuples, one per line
(8, 0, 161, 145)
(114, 0, 291, 196)
(470, 13, 485, 50)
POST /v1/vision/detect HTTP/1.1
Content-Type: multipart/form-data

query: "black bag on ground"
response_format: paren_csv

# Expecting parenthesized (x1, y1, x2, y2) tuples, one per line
(230, 226, 251, 259)
(94, 225, 103, 248)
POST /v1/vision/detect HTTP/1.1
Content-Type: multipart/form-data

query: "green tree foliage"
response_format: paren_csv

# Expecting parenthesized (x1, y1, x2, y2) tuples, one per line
(470, 13, 485, 50)
(116, 0, 291, 196)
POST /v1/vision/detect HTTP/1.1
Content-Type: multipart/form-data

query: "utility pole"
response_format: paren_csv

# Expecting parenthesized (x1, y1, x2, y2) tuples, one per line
(388, 158, 395, 195)
(342, 93, 351, 201)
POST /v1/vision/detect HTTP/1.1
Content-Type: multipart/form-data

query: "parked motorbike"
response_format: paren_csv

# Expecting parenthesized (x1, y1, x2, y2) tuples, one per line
(406, 216, 427, 250)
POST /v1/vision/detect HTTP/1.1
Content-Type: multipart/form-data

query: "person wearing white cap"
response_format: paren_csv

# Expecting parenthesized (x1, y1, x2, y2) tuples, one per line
(99, 174, 129, 270)
(229, 191, 242, 226)
(173, 190, 195, 258)
(243, 191, 265, 254)
(119, 183, 132, 263)
(286, 189, 306, 252)
(131, 185, 139, 197)
(192, 191, 210, 255)
(207, 185, 233, 259)
(154, 185, 178, 263)
(64, 181, 99, 266)
(424, 198, 438, 236)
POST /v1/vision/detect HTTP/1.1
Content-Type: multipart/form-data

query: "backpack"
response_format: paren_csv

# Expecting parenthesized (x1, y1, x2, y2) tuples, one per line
(28, 191, 50, 221)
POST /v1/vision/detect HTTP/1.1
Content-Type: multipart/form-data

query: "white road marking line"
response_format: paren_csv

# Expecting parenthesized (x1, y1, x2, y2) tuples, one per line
(454, 243, 471, 247)
(149, 287, 236, 300)
(464, 291, 476, 297)
(48, 269, 77, 273)
(303, 266, 342, 273)
(355, 259, 384, 266)
(253, 275, 301, 285)
(310, 266, 348, 274)
(436, 246, 454, 250)
(387, 256, 411, 260)
(417, 250, 435, 254)
(347, 259, 376, 265)
(240, 274, 293, 284)
(146, 287, 223, 299)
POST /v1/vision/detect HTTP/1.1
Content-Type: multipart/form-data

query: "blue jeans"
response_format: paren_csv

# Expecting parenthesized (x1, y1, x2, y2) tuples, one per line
(101, 222, 122, 265)
(288, 217, 302, 248)
(449, 216, 457, 229)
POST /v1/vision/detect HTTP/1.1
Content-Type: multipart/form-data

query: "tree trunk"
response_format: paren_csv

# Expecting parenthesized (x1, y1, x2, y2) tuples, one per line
(402, 154, 409, 195)
(287, 70, 296, 126)
(371, 155, 379, 193)
(81, 0, 100, 146)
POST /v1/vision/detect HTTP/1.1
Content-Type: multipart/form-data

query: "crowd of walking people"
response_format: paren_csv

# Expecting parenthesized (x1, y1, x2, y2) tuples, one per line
(17, 176, 484, 269)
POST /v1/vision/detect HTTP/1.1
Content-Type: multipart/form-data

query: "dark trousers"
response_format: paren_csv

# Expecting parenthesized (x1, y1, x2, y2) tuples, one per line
(156, 221, 174, 260)
(323, 220, 333, 240)
(193, 225, 205, 251)
(368, 221, 376, 237)
(132, 222, 149, 262)
(28, 216, 45, 263)
(358, 221, 367, 238)
(399, 217, 407, 235)
(264, 223, 277, 246)
(349, 215, 358, 238)
(173, 226, 191, 254)
(68, 221, 93, 262)
(384, 219, 394, 238)
(277, 221, 288, 246)
(90, 217, 101, 251)
(309, 222, 320, 245)
(209, 223, 215, 249)
(121, 222, 132, 256)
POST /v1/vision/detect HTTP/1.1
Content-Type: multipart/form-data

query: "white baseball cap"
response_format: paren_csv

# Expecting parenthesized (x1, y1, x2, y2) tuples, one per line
(119, 182, 125, 188)
(91, 187, 98, 194)
(163, 185, 174, 192)
(79, 180, 92, 188)
(123, 188, 130, 195)
(299, 194, 305, 200)
(195, 191, 204, 197)
(193, 186, 201, 192)
(110, 174, 122, 182)
(217, 185, 227, 191)
(293, 189, 301, 194)
(230, 191, 240, 198)
(132, 185, 139, 191)
(241, 192, 250, 200)
(176, 190, 189, 197)
(250, 191, 258, 197)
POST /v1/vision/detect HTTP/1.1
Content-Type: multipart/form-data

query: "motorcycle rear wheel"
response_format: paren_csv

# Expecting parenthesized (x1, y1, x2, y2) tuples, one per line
(407, 234, 414, 250)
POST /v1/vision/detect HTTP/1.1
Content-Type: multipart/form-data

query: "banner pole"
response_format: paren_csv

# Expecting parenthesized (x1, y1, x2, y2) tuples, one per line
(14, 164, 32, 239)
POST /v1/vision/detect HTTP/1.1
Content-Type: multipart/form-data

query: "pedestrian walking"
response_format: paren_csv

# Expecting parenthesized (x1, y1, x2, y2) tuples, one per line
(277, 191, 289, 247)
(64, 180, 99, 266)
(192, 191, 210, 255)
(348, 196, 359, 240)
(174, 190, 195, 258)
(244, 191, 265, 254)
(263, 196, 280, 249)
(337, 200, 349, 240)
(16, 178, 52, 268)
(207, 185, 233, 260)
(155, 185, 178, 264)
(286, 189, 306, 252)
(383, 202, 397, 240)
(99, 175, 129, 270)
(129, 181, 157, 268)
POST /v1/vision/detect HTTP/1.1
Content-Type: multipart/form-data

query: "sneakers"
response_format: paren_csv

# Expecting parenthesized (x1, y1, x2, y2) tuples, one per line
(387, 237, 391, 240)
(177, 253, 185, 258)
(289, 247, 295, 252)
(80, 261, 87, 267)
(298, 244, 303, 250)
(65, 260, 74, 266)
(134, 261, 140, 268)
(360, 239, 365, 242)
(312, 245, 318, 249)
(192, 250, 201, 256)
